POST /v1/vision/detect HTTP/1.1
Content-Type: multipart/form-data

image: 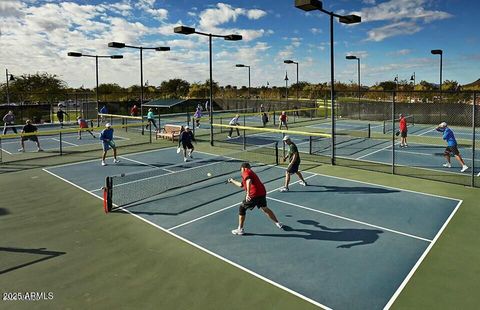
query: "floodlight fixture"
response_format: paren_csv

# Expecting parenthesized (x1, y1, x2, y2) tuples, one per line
(295, 0, 323, 11)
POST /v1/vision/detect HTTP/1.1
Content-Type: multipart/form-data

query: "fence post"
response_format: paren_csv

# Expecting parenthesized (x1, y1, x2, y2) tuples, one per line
(59, 131, 63, 155)
(472, 91, 476, 187)
(392, 91, 396, 174)
(242, 114, 246, 150)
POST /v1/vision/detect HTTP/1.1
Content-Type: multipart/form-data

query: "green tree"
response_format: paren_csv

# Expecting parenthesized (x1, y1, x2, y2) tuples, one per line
(159, 79, 190, 98)
(4, 72, 67, 103)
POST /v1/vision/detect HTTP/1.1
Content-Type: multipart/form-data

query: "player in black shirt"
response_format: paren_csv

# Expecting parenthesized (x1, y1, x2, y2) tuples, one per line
(56, 108, 69, 128)
(18, 120, 43, 152)
(179, 125, 196, 162)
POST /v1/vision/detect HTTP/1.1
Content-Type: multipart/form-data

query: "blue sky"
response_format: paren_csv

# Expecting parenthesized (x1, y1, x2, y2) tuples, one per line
(1, 0, 478, 88)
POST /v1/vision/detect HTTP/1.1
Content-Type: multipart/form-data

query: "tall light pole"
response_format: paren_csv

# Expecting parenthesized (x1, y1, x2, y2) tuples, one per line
(67, 52, 123, 121)
(108, 42, 170, 134)
(394, 75, 399, 90)
(284, 71, 289, 102)
(295, 0, 361, 165)
(346, 55, 361, 107)
(431, 49, 443, 103)
(410, 72, 416, 89)
(284, 60, 299, 101)
(235, 64, 250, 99)
(5, 69, 15, 105)
(174, 26, 242, 146)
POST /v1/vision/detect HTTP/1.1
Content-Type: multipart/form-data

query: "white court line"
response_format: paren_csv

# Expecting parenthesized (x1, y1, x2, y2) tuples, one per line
(0, 147, 13, 155)
(195, 149, 462, 202)
(383, 199, 463, 309)
(43, 147, 462, 310)
(355, 141, 397, 160)
(47, 146, 176, 169)
(42, 166, 330, 310)
(267, 197, 432, 242)
(51, 138, 78, 147)
(119, 156, 174, 173)
(417, 128, 436, 136)
(168, 175, 317, 231)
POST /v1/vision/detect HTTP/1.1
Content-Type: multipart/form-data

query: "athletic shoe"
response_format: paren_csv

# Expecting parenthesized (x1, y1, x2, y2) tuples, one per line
(37, 148, 43, 152)
(280, 187, 289, 192)
(113, 159, 120, 164)
(299, 181, 307, 186)
(227, 136, 231, 139)
(231, 228, 244, 235)
(461, 165, 469, 172)
(101, 161, 107, 166)
(77, 137, 81, 140)
(442, 163, 452, 168)
(404, 144, 408, 147)
(400, 144, 404, 147)
(184, 157, 188, 162)
(477, 172, 480, 177)
(18, 148, 25, 152)
(275, 222, 284, 229)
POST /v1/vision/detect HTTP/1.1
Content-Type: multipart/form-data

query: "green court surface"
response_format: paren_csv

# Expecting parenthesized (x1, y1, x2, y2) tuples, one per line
(0, 141, 479, 309)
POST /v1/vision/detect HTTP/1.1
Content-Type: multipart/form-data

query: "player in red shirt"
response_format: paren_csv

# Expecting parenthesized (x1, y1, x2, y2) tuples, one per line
(227, 162, 283, 235)
(130, 105, 139, 117)
(399, 113, 408, 147)
(77, 116, 95, 139)
(278, 111, 288, 130)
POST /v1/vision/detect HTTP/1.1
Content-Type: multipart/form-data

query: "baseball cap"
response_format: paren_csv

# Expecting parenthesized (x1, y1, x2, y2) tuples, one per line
(439, 122, 447, 128)
(185, 125, 190, 129)
(105, 123, 112, 128)
(282, 135, 291, 141)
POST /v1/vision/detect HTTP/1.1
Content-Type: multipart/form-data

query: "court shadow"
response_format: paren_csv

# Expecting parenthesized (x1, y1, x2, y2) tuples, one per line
(246, 220, 383, 248)
(0, 208, 9, 216)
(0, 246, 66, 274)
(292, 184, 399, 194)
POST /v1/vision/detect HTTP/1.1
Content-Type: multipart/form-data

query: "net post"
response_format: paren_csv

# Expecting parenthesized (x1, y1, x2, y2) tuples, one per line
(309, 136, 312, 155)
(59, 131, 63, 155)
(392, 91, 396, 174)
(125, 117, 128, 132)
(368, 123, 371, 139)
(149, 121, 152, 143)
(0, 136, 3, 163)
(104, 176, 113, 213)
(275, 142, 279, 165)
(472, 91, 476, 187)
(192, 118, 195, 136)
(243, 115, 246, 150)
(282, 132, 286, 159)
(273, 110, 276, 126)
(220, 117, 223, 133)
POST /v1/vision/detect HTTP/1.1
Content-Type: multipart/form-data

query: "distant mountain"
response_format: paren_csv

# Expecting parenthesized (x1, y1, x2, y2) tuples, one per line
(462, 78, 480, 87)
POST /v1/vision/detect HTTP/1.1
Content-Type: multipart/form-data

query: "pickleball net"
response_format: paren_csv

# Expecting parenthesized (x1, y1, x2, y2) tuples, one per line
(103, 142, 279, 212)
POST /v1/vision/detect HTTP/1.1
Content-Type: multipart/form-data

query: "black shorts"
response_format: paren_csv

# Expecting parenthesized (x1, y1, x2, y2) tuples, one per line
(445, 146, 460, 156)
(182, 142, 194, 149)
(239, 196, 267, 215)
(287, 161, 300, 174)
(21, 135, 38, 142)
(400, 130, 407, 138)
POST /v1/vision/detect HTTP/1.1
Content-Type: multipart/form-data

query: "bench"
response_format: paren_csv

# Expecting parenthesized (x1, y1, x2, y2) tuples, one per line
(156, 124, 182, 142)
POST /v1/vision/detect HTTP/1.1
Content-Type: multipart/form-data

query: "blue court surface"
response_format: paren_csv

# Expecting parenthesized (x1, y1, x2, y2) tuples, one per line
(43, 147, 461, 310)
(216, 120, 480, 177)
(0, 131, 128, 154)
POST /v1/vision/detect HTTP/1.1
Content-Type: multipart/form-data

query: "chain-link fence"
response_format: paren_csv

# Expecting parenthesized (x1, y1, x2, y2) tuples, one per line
(309, 90, 479, 187)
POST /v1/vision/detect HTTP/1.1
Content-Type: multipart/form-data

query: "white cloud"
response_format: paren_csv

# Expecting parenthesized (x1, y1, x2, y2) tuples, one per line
(345, 51, 369, 58)
(387, 49, 412, 56)
(362, 0, 376, 5)
(247, 9, 267, 20)
(310, 28, 322, 35)
(366, 21, 421, 42)
(357, 0, 452, 23)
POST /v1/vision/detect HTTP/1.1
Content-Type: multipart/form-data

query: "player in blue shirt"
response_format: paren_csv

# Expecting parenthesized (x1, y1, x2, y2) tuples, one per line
(436, 122, 468, 172)
(100, 123, 119, 166)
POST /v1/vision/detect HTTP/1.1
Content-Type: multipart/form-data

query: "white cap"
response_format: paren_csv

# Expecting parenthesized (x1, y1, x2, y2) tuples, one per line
(439, 122, 447, 128)
(185, 125, 190, 129)
(105, 123, 112, 128)
(282, 135, 291, 141)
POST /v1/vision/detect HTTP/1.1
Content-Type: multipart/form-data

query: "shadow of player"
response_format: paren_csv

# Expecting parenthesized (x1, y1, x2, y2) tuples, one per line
(247, 219, 383, 248)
